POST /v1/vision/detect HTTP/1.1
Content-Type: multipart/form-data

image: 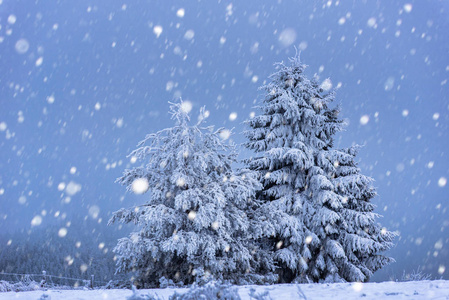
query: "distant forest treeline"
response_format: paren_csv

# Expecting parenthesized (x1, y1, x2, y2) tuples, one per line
(0, 219, 128, 284)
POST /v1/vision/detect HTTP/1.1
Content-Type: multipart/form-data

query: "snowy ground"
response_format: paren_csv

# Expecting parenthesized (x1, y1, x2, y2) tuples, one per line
(1, 280, 448, 300)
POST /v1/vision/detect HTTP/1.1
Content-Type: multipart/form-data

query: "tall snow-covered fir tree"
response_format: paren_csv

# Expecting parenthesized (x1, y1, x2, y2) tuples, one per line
(245, 55, 396, 283)
(109, 101, 262, 287)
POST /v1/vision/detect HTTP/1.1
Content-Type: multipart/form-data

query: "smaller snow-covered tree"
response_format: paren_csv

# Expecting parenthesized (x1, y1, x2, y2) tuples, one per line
(109, 101, 261, 287)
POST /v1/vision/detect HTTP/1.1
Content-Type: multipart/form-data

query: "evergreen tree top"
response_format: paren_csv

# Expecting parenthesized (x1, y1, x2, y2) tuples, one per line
(169, 100, 192, 126)
(246, 53, 344, 153)
(115, 99, 236, 198)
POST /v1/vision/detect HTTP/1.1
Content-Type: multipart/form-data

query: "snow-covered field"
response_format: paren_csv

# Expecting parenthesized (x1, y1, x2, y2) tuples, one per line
(1, 280, 448, 300)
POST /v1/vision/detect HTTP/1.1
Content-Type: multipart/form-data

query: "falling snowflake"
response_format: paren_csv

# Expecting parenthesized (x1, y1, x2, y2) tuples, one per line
(132, 178, 149, 194)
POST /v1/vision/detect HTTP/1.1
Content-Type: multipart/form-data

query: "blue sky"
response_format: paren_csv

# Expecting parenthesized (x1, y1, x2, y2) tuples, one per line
(0, 0, 448, 281)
